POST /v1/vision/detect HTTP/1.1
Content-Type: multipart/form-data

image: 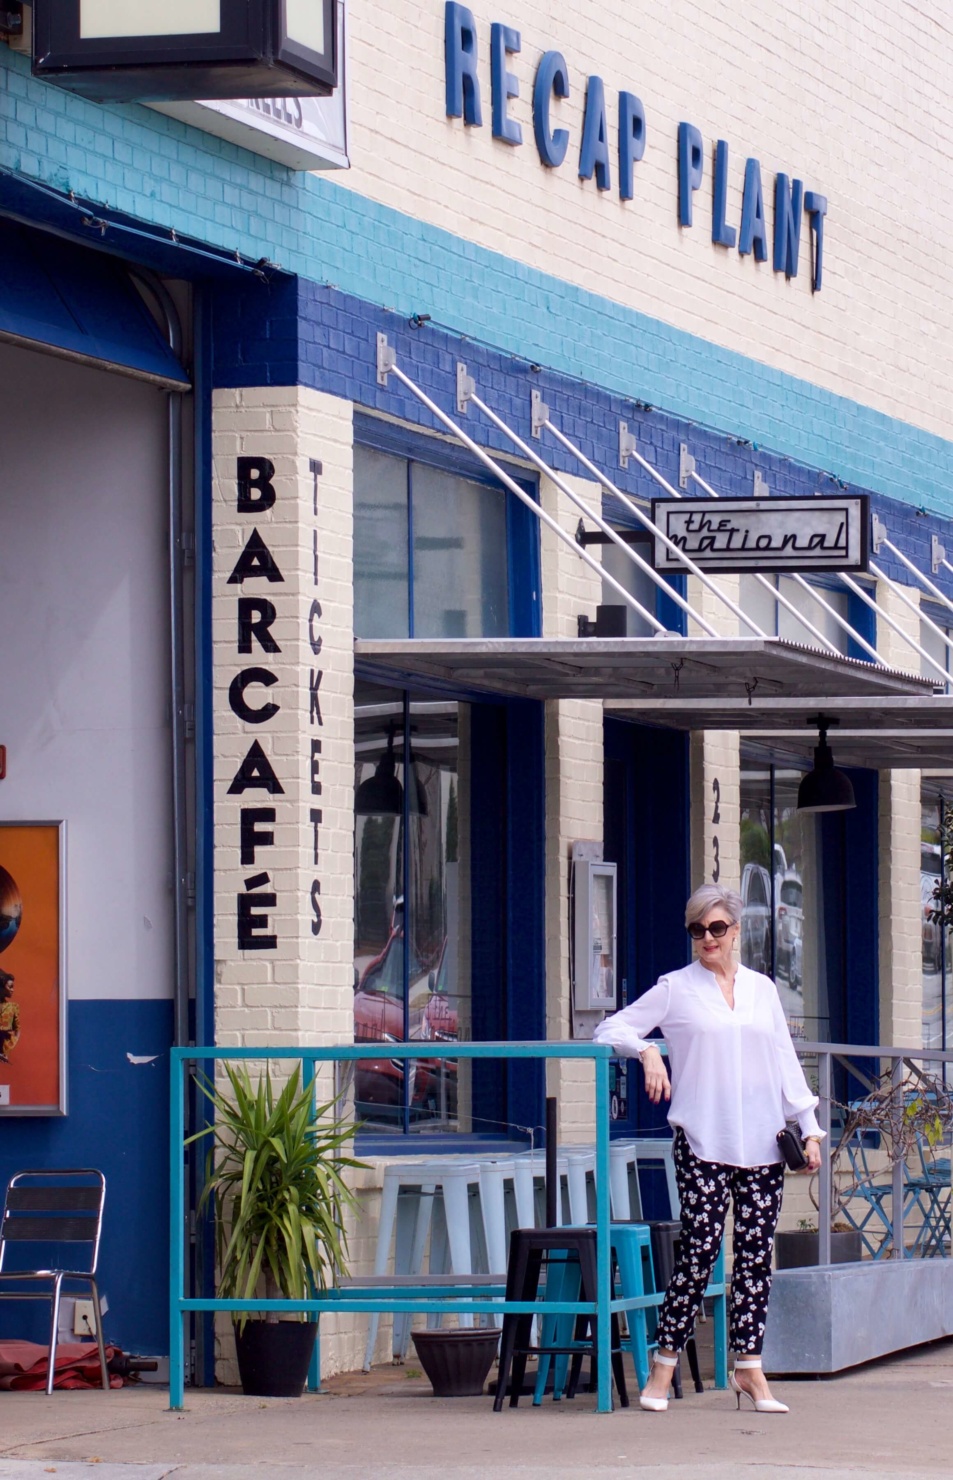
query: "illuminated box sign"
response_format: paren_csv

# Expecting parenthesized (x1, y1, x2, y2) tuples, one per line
(651, 495, 870, 574)
(32, 0, 336, 102)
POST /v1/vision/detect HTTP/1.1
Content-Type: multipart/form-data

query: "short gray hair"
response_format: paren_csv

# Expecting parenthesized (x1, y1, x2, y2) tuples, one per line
(685, 884, 743, 928)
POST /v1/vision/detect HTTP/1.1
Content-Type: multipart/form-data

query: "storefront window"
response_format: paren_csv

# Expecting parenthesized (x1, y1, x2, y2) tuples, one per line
(601, 538, 658, 637)
(740, 575, 850, 652)
(353, 682, 468, 1132)
(921, 791, 952, 1049)
(740, 764, 828, 1038)
(921, 605, 953, 692)
(354, 444, 510, 639)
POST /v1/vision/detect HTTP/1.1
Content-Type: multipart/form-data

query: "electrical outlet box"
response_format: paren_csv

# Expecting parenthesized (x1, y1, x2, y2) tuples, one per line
(73, 1300, 97, 1336)
(73, 1295, 107, 1336)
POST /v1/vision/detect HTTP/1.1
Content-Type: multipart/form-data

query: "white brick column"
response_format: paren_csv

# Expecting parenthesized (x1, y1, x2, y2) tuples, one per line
(539, 472, 603, 1141)
(686, 573, 741, 895)
(211, 387, 355, 1049)
(874, 578, 923, 1046)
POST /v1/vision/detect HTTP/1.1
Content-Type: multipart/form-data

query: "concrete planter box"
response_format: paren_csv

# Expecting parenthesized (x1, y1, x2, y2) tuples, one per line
(762, 1258, 953, 1374)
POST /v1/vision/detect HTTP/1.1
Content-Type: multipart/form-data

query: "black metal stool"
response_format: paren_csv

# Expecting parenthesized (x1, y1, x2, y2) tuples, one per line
(493, 1227, 629, 1410)
(645, 1218, 704, 1396)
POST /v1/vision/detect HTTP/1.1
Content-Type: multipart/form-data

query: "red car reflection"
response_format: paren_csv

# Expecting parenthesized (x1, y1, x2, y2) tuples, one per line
(353, 933, 458, 1123)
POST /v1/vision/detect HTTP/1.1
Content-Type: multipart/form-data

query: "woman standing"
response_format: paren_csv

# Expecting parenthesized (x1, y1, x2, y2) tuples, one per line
(593, 883, 822, 1414)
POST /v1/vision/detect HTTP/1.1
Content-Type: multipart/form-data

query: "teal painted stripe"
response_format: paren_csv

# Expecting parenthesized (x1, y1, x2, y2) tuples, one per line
(2, 48, 951, 515)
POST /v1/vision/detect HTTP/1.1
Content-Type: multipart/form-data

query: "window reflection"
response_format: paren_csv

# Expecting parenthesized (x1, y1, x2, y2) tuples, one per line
(353, 684, 467, 1131)
(921, 792, 951, 1050)
(740, 764, 828, 1039)
(353, 444, 511, 640)
(739, 575, 850, 653)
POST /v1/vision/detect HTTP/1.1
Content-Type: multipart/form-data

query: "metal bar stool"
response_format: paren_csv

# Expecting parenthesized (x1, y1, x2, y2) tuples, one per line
(533, 1221, 658, 1402)
(492, 1227, 628, 1410)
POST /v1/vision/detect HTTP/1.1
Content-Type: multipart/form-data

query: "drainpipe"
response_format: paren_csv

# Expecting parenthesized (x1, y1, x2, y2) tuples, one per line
(130, 269, 192, 1049)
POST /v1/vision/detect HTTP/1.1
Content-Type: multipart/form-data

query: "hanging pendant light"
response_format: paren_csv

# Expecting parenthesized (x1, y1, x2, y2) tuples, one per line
(354, 733, 429, 817)
(797, 714, 856, 813)
(355, 733, 403, 816)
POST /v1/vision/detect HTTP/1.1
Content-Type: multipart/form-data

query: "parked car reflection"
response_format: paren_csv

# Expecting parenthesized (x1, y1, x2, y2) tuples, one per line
(741, 861, 772, 975)
(921, 844, 944, 974)
(775, 871, 803, 992)
(353, 932, 458, 1124)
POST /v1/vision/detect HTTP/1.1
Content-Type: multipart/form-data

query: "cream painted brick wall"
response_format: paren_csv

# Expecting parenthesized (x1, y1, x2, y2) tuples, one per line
(690, 731, 740, 897)
(212, 387, 355, 1049)
(337, 3, 953, 442)
(870, 579, 923, 1048)
(684, 574, 741, 898)
(874, 577, 922, 676)
(538, 471, 603, 1139)
(878, 768, 922, 1049)
(211, 387, 360, 1382)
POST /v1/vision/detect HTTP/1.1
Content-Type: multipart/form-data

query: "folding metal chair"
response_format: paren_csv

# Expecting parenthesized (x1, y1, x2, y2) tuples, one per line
(0, 1169, 108, 1394)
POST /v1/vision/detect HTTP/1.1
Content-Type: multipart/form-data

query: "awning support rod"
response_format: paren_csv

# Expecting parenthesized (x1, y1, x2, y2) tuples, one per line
(883, 537, 953, 624)
(838, 571, 949, 686)
(687, 469, 843, 657)
(687, 466, 887, 666)
(869, 558, 953, 662)
(463, 379, 718, 638)
(539, 419, 767, 639)
(374, 337, 662, 632)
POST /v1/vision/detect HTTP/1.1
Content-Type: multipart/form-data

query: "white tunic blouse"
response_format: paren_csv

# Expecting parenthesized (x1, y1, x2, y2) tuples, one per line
(592, 959, 823, 1167)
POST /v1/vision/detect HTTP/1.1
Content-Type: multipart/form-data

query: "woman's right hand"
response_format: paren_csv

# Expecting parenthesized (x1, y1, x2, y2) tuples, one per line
(639, 1046, 671, 1104)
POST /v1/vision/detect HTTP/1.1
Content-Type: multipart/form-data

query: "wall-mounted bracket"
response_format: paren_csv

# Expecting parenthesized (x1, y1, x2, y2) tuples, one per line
(376, 332, 396, 387)
(871, 511, 886, 555)
(618, 421, 636, 469)
(753, 469, 769, 498)
(531, 388, 549, 439)
(456, 362, 475, 415)
(0, 4, 22, 40)
(933, 535, 947, 575)
(678, 443, 696, 490)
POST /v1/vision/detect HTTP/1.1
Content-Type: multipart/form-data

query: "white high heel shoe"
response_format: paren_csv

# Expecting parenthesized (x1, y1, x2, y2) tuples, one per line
(639, 1351, 678, 1412)
(729, 1358, 789, 1413)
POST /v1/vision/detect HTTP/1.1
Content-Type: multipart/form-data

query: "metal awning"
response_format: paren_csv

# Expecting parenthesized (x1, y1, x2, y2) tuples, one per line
(354, 637, 934, 704)
(0, 217, 189, 389)
(604, 694, 953, 771)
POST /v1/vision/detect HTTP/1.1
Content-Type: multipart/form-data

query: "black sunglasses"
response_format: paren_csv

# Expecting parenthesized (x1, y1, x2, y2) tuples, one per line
(687, 920, 733, 940)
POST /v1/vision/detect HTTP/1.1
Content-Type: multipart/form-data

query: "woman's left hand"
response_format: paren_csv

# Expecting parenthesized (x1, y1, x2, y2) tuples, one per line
(802, 1138, 822, 1173)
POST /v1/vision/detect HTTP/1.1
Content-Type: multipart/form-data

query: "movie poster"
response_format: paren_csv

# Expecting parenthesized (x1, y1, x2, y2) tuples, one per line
(0, 823, 65, 1114)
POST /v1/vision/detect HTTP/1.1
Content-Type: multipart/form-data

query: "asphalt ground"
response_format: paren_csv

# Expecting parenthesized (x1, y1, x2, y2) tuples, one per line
(0, 1337, 949, 1480)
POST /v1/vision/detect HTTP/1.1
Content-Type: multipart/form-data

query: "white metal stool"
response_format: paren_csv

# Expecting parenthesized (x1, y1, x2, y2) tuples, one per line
(363, 1159, 484, 1371)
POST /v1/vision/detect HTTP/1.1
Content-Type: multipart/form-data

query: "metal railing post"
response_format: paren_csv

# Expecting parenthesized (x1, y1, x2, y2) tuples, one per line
(169, 1049, 186, 1411)
(594, 1051, 612, 1414)
(818, 1050, 833, 1265)
(891, 1056, 906, 1257)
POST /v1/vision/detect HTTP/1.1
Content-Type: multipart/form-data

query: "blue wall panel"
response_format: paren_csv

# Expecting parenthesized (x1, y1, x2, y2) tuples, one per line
(0, 999, 173, 1355)
(212, 279, 953, 605)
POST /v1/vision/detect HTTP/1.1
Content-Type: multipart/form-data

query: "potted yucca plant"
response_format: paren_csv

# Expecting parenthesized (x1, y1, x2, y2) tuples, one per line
(189, 1062, 364, 1397)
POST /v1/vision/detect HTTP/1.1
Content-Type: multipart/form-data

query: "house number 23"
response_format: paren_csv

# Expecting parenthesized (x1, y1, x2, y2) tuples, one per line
(711, 778, 720, 883)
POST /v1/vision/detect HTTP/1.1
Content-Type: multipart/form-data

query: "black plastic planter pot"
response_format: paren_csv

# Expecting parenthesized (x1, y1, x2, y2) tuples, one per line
(234, 1320, 318, 1397)
(411, 1328, 500, 1396)
(774, 1230, 864, 1269)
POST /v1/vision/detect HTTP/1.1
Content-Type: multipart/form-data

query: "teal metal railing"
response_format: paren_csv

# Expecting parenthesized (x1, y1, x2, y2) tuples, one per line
(171, 1041, 639, 1410)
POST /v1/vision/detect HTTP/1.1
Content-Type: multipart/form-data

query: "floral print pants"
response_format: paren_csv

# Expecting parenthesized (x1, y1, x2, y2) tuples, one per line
(654, 1129, 786, 1356)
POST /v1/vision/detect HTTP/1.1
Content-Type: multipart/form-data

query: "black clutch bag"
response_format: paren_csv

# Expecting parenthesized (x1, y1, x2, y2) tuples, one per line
(776, 1127, 808, 1171)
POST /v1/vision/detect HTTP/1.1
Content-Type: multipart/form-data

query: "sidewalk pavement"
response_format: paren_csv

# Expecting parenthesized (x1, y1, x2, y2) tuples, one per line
(0, 1339, 950, 1480)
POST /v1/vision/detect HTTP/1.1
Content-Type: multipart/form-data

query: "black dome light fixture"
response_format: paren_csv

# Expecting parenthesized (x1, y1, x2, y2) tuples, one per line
(355, 732, 429, 817)
(355, 732, 403, 817)
(797, 714, 856, 814)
